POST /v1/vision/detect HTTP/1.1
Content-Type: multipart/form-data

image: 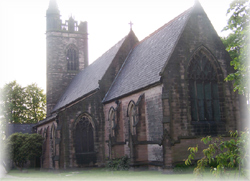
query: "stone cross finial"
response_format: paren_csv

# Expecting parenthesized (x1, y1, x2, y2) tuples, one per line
(128, 21, 133, 30)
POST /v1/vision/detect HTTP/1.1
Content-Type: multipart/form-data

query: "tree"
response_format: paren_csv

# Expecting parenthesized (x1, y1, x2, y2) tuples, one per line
(0, 81, 27, 124)
(185, 130, 249, 179)
(222, 0, 250, 101)
(6, 133, 43, 171)
(25, 83, 46, 123)
(0, 81, 46, 125)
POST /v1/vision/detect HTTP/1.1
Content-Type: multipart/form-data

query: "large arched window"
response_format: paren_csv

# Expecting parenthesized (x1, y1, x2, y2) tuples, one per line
(75, 116, 94, 153)
(74, 115, 96, 165)
(66, 45, 78, 71)
(188, 50, 221, 122)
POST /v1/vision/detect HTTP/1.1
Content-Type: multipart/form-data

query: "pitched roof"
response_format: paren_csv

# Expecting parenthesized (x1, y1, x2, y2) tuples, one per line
(52, 37, 126, 112)
(103, 7, 192, 102)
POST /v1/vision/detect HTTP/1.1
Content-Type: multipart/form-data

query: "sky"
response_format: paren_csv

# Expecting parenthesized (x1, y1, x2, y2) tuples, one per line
(0, 0, 233, 92)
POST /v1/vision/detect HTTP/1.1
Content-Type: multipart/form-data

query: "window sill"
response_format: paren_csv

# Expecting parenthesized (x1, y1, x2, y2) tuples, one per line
(191, 121, 224, 125)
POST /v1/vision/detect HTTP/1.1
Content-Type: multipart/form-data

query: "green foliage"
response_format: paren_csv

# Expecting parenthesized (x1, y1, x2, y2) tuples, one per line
(0, 81, 26, 125)
(0, 81, 46, 126)
(6, 133, 43, 171)
(173, 162, 195, 173)
(185, 130, 249, 179)
(25, 83, 46, 123)
(106, 156, 130, 171)
(222, 0, 250, 98)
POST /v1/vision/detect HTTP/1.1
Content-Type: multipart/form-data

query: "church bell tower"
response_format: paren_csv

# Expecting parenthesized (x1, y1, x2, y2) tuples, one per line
(46, 0, 89, 116)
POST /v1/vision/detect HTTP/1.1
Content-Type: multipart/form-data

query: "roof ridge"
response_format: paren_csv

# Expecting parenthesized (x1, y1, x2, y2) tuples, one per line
(103, 6, 195, 102)
(102, 48, 133, 103)
(134, 7, 193, 47)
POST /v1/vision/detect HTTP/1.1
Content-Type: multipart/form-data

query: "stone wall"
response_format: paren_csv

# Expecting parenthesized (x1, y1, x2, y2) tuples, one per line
(37, 120, 58, 169)
(161, 6, 239, 167)
(104, 85, 163, 164)
(39, 31, 139, 168)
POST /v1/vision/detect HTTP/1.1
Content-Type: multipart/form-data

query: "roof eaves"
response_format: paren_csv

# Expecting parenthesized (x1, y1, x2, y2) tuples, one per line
(103, 81, 162, 104)
(34, 114, 57, 127)
(52, 88, 99, 113)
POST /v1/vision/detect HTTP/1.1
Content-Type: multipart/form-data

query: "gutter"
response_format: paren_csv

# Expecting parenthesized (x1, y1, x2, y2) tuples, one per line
(103, 81, 162, 104)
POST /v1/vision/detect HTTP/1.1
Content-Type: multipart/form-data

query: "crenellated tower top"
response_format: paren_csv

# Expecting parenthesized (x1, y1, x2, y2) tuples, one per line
(46, 0, 87, 33)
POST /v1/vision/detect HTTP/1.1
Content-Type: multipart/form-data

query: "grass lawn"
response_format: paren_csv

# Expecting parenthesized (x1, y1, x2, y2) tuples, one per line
(1, 167, 248, 181)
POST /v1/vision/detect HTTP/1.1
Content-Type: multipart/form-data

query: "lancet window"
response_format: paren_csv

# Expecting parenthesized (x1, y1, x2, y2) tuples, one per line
(66, 45, 78, 71)
(109, 108, 116, 137)
(128, 102, 136, 135)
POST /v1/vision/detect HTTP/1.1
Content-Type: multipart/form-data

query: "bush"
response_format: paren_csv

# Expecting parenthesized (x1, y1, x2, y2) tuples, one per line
(185, 129, 249, 179)
(173, 162, 196, 173)
(106, 155, 130, 171)
(6, 133, 43, 171)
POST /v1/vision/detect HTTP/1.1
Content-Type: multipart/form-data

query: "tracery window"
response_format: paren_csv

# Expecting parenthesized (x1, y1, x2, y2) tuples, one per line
(74, 115, 96, 165)
(75, 116, 94, 153)
(188, 51, 221, 122)
(66, 45, 78, 71)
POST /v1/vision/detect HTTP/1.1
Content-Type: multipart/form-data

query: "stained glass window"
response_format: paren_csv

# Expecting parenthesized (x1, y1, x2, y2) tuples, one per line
(188, 51, 221, 122)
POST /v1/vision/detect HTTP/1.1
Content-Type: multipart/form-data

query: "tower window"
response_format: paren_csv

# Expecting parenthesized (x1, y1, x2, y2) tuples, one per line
(66, 45, 78, 71)
(188, 51, 221, 122)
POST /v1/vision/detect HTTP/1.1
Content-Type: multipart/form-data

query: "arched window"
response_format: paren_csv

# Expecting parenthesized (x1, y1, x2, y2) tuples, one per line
(51, 125, 56, 155)
(188, 50, 221, 122)
(75, 116, 94, 153)
(66, 45, 78, 71)
(74, 115, 96, 165)
(43, 128, 48, 139)
(109, 108, 116, 137)
(128, 101, 136, 135)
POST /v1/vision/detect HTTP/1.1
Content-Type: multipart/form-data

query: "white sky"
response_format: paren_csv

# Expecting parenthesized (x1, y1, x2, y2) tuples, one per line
(0, 0, 233, 92)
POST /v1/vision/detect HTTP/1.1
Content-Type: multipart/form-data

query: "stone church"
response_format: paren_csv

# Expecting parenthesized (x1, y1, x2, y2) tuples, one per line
(35, 0, 240, 169)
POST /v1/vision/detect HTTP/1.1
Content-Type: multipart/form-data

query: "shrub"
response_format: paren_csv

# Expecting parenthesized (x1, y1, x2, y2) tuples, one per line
(185, 129, 249, 179)
(173, 162, 196, 173)
(106, 155, 130, 171)
(6, 133, 43, 171)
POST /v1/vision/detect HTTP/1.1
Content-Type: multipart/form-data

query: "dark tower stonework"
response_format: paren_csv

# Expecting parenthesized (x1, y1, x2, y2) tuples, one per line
(46, 0, 88, 116)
